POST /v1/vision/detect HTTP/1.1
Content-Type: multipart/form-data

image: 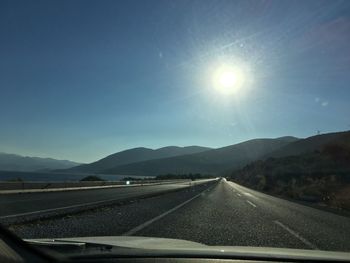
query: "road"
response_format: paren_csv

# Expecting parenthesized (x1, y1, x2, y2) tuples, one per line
(0, 179, 215, 220)
(5, 179, 350, 252)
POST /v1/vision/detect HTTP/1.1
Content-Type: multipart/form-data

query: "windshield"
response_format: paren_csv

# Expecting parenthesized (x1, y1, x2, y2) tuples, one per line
(1, 0, 350, 259)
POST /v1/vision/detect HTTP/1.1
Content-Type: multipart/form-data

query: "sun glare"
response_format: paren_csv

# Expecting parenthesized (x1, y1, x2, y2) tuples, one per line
(213, 65, 246, 95)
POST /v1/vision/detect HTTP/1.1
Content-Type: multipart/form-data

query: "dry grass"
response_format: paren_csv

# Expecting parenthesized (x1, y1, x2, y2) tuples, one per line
(328, 185, 350, 210)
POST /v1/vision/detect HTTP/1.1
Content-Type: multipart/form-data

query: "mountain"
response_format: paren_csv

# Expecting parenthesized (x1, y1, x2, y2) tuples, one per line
(266, 130, 350, 158)
(0, 153, 80, 172)
(62, 146, 212, 174)
(101, 136, 299, 176)
(229, 130, 350, 210)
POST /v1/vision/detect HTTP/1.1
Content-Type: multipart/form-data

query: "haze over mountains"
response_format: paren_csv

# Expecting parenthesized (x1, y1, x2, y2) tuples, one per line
(62, 146, 212, 174)
(101, 137, 299, 175)
(59, 136, 299, 176)
(3, 131, 350, 178)
(60, 131, 350, 176)
(0, 153, 80, 172)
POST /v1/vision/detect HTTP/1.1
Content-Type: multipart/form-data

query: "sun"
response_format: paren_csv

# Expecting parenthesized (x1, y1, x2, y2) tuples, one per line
(213, 65, 246, 95)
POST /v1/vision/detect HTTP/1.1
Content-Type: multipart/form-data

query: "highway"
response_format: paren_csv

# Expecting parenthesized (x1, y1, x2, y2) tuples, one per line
(4, 179, 350, 252)
(0, 179, 215, 220)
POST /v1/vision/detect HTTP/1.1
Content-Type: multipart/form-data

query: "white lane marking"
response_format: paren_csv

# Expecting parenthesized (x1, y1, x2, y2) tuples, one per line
(123, 186, 213, 236)
(0, 179, 218, 195)
(0, 184, 190, 219)
(227, 182, 258, 196)
(0, 195, 144, 219)
(1, 181, 219, 219)
(0, 183, 159, 195)
(246, 200, 257, 207)
(273, 220, 318, 250)
(236, 193, 242, 197)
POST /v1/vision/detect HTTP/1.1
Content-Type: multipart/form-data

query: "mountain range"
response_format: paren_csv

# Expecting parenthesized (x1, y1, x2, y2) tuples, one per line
(266, 130, 350, 158)
(61, 131, 350, 176)
(99, 137, 299, 175)
(0, 153, 80, 172)
(3, 131, 349, 210)
(229, 130, 350, 210)
(58, 136, 299, 176)
(61, 146, 212, 174)
(3, 130, 350, 177)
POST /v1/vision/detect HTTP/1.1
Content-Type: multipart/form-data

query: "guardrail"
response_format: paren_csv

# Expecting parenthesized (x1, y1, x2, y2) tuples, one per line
(0, 180, 191, 191)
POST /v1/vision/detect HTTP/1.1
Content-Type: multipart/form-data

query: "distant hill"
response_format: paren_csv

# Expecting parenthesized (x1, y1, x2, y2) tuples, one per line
(61, 146, 212, 174)
(266, 131, 350, 158)
(0, 153, 80, 172)
(229, 130, 350, 210)
(101, 136, 299, 176)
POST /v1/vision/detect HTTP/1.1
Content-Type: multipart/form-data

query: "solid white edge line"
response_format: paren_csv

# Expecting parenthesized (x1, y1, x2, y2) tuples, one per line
(0, 197, 125, 219)
(0, 183, 159, 195)
(0, 179, 217, 195)
(246, 200, 257, 207)
(244, 192, 255, 197)
(274, 220, 319, 250)
(123, 185, 214, 236)
(1, 180, 218, 219)
(0, 187, 192, 219)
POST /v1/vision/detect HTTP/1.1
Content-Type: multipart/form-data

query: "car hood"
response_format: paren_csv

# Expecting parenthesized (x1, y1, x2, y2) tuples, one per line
(26, 236, 350, 261)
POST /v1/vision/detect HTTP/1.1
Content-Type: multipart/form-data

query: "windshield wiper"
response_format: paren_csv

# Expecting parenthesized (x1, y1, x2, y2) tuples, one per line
(25, 239, 86, 248)
(25, 239, 114, 254)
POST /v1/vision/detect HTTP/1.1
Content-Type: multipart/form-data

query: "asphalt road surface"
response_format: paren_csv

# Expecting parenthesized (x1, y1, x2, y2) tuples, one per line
(0, 179, 215, 220)
(6, 179, 350, 252)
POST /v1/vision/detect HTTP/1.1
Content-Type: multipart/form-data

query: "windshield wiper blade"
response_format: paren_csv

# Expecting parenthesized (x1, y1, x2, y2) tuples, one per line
(24, 238, 116, 254)
(25, 239, 86, 248)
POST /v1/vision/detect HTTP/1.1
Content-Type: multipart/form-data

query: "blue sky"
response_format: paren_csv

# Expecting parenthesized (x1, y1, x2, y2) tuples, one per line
(1, 0, 350, 163)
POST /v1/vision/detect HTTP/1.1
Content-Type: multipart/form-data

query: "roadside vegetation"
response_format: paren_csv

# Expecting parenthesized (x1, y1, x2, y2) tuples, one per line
(6, 177, 23, 182)
(156, 173, 215, 180)
(229, 143, 350, 211)
(80, 175, 105, 181)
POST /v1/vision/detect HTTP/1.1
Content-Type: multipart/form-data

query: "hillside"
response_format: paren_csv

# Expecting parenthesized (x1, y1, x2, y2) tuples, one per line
(62, 146, 212, 174)
(266, 130, 350, 158)
(0, 153, 80, 172)
(102, 136, 299, 176)
(229, 130, 350, 210)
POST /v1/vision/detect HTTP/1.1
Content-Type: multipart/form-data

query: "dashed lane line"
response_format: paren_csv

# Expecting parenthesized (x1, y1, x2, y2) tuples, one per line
(123, 185, 215, 236)
(274, 220, 319, 250)
(246, 200, 257, 207)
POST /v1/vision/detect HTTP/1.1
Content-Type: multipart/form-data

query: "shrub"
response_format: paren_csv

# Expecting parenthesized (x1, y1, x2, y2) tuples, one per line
(80, 175, 104, 181)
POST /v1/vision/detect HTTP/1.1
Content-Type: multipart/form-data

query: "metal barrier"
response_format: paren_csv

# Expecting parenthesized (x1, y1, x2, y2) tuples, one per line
(0, 180, 191, 191)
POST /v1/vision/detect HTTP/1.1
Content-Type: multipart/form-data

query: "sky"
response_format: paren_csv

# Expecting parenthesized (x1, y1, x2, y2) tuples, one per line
(1, 0, 350, 163)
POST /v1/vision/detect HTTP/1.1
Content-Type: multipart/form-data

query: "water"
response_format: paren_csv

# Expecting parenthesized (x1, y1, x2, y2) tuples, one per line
(0, 170, 151, 182)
